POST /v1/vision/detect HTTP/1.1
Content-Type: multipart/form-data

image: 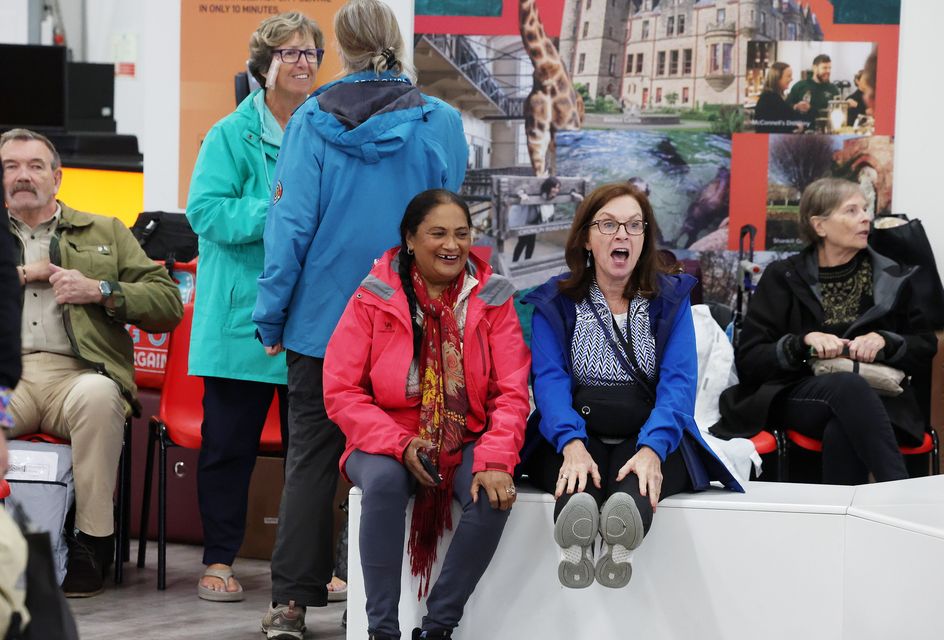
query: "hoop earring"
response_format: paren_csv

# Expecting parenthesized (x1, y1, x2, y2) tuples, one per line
(407, 247, 414, 255)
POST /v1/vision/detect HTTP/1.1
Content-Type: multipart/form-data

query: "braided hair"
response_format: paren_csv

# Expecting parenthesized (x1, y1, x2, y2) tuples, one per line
(398, 189, 473, 360)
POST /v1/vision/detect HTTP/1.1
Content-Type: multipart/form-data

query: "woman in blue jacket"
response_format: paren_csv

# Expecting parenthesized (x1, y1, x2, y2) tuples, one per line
(523, 182, 742, 590)
(185, 12, 324, 602)
(253, 0, 468, 635)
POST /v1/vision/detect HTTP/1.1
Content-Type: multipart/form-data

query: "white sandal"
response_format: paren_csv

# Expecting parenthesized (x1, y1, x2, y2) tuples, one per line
(197, 566, 244, 602)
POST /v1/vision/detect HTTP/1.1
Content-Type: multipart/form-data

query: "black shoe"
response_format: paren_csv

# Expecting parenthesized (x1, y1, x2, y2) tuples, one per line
(411, 629, 452, 640)
(62, 531, 112, 598)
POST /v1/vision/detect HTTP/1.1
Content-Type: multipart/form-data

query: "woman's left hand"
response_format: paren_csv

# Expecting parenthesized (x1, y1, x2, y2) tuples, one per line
(615, 446, 663, 512)
(847, 332, 885, 363)
(471, 470, 516, 511)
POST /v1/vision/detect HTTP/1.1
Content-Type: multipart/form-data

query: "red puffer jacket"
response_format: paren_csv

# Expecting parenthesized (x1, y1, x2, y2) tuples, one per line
(324, 247, 531, 478)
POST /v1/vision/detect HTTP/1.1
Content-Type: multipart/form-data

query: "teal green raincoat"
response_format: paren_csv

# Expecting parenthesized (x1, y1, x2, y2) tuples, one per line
(186, 89, 287, 384)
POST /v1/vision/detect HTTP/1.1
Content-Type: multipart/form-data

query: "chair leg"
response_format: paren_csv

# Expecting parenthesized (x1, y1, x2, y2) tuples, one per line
(113, 418, 131, 585)
(122, 418, 132, 563)
(932, 428, 940, 476)
(158, 432, 167, 590)
(137, 419, 158, 568)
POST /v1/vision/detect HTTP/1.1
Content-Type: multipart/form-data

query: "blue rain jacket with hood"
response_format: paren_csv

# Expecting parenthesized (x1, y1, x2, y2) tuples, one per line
(253, 70, 468, 357)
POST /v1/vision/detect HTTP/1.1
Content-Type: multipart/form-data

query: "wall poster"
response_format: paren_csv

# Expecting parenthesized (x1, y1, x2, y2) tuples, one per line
(411, 0, 901, 309)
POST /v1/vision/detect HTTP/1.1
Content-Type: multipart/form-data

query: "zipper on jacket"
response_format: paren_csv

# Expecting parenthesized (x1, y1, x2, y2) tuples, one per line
(476, 328, 487, 374)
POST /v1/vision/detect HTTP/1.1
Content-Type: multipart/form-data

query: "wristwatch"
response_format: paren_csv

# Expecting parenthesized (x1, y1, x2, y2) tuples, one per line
(99, 280, 113, 301)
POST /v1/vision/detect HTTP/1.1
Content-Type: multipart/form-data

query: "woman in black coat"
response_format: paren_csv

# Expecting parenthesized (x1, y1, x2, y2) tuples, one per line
(715, 178, 936, 484)
(752, 62, 809, 134)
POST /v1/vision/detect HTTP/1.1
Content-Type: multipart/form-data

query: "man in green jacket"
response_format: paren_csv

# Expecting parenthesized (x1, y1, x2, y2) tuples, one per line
(1, 129, 183, 598)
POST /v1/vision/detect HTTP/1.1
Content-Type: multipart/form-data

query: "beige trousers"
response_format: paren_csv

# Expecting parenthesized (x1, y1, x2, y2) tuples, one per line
(10, 352, 128, 537)
(0, 505, 29, 637)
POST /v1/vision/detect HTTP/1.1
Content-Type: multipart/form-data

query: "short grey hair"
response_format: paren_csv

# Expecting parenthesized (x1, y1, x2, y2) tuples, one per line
(334, 0, 416, 82)
(247, 12, 325, 87)
(798, 178, 864, 245)
(0, 128, 61, 170)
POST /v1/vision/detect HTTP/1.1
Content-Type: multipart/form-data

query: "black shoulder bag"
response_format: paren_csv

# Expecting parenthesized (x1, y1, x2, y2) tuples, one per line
(572, 304, 657, 438)
(130, 211, 198, 274)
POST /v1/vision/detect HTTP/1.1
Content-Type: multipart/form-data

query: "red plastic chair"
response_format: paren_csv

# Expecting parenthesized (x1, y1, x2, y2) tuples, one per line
(785, 428, 940, 477)
(13, 426, 134, 584)
(136, 303, 283, 589)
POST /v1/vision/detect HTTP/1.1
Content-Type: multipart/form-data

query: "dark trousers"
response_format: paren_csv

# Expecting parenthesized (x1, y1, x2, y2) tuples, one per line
(772, 372, 908, 485)
(346, 443, 509, 638)
(270, 352, 345, 607)
(525, 435, 691, 535)
(198, 376, 287, 566)
(512, 234, 536, 262)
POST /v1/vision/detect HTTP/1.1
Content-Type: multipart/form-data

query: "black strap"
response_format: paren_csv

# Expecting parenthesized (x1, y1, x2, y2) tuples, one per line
(587, 302, 656, 402)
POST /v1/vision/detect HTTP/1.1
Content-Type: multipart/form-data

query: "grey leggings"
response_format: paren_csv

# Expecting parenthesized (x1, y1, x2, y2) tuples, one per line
(346, 443, 510, 638)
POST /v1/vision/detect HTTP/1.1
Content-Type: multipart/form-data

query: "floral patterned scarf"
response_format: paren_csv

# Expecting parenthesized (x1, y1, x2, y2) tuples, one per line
(407, 262, 469, 597)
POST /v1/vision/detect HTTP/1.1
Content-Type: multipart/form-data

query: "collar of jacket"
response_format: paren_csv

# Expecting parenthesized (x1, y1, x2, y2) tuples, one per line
(315, 69, 413, 93)
(54, 202, 95, 230)
(523, 273, 695, 348)
(789, 245, 918, 336)
(356, 247, 515, 327)
(232, 89, 280, 160)
(6, 200, 93, 232)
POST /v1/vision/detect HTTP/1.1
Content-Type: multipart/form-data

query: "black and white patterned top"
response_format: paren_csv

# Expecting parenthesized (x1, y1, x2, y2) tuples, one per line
(571, 281, 657, 386)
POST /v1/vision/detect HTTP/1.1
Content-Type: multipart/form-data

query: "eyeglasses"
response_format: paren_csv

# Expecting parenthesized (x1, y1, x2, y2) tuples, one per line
(273, 48, 325, 65)
(588, 219, 647, 236)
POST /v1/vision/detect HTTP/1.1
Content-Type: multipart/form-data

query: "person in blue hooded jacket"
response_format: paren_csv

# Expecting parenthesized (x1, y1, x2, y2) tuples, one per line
(185, 11, 323, 604)
(252, 0, 467, 636)
(522, 182, 742, 591)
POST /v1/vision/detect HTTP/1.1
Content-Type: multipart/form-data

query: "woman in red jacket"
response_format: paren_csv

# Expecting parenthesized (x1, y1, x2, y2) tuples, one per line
(323, 189, 531, 640)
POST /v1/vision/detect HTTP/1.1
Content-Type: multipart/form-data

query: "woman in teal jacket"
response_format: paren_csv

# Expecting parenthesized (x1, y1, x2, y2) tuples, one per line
(185, 12, 324, 603)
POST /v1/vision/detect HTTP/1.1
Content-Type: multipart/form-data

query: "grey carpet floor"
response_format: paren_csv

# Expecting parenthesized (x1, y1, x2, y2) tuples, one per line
(69, 541, 347, 640)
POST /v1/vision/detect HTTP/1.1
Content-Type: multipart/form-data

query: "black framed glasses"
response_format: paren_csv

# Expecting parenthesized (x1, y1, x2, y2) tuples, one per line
(588, 219, 647, 236)
(273, 48, 324, 65)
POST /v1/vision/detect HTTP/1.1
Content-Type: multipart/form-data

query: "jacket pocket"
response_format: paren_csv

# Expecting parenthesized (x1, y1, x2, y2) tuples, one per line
(66, 243, 117, 280)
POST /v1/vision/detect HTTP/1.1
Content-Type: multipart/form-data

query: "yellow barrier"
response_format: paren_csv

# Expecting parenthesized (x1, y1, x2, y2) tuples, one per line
(59, 167, 144, 228)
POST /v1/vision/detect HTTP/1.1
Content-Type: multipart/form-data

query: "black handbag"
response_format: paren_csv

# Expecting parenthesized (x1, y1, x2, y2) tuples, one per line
(130, 211, 198, 270)
(574, 304, 658, 438)
(573, 383, 653, 437)
(870, 215, 944, 329)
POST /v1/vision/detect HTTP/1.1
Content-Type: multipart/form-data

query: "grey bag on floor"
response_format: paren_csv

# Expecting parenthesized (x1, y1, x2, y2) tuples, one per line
(5, 441, 74, 585)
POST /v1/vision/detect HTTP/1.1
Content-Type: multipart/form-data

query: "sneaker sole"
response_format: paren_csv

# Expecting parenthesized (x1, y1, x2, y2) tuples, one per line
(266, 632, 304, 640)
(599, 492, 644, 550)
(553, 492, 598, 548)
(554, 493, 598, 589)
(595, 546, 632, 588)
(557, 545, 595, 588)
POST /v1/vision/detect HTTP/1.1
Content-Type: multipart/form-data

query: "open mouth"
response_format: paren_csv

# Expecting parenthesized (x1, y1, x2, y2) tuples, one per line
(437, 254, 460, 263)
(611, 248, 630, 264)
(292, 73, 310, 80)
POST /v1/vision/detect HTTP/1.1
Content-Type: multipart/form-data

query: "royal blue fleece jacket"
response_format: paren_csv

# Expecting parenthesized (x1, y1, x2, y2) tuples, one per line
(523, 273, 743, 492)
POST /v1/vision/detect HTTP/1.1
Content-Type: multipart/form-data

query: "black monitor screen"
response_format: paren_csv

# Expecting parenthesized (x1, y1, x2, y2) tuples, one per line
(0, 44, 67, 130)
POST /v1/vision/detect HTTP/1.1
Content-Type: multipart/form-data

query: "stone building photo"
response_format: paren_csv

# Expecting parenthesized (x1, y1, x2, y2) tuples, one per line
(559, 0, 822, 111)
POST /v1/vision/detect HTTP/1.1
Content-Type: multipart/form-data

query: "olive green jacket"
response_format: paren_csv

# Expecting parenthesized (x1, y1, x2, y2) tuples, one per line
(14, 202, 183, 415)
